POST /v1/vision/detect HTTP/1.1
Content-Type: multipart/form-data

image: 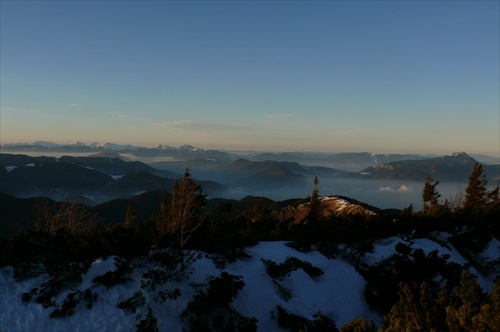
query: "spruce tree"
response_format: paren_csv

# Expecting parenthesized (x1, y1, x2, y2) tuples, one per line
(307, 176, 322, 221)
(464, 162, 488, 213)
(421, 176, 441, 216)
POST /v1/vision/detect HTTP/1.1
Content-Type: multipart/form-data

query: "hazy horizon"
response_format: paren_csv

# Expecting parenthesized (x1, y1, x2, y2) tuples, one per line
(2, 138, 499, 159)
(1, 2, 499, 156)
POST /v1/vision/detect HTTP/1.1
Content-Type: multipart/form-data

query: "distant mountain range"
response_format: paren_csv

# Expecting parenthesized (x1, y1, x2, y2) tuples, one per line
(1, 141, 499, 213)
(1, 148, 499, 236)
(347, 152, 499, 183)
(0, 154, 227, 205)
(1, 149, 499, 205)
(1, 141, 235, 163)
(2, 141, 498, 171)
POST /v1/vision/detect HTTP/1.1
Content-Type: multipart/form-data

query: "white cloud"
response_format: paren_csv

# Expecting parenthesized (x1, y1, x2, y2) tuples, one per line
(379, 185, 413, 192)
(398, 185, 413, 192)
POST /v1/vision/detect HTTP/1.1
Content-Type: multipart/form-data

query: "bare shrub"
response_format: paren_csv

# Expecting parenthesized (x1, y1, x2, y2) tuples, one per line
(156, 169, 207, 266)
(33, 199, 99, 236)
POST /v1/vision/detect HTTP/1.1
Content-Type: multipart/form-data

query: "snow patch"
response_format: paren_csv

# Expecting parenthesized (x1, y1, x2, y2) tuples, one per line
(1, 238, 495, 331)
(5, 166, 17, 172)
(0, 242, 381, 331)
(482, 238, 500, 262)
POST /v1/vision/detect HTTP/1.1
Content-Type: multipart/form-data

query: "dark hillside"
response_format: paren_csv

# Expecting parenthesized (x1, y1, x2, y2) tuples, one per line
(1, 159, 113, 196)
(215, 159, 307, 189)
(0, 193, 95, 237)
(1, 154, 228, 203)
(0, 154, 57, 167)
(90, 190, 166, 226)
(59, 156, 154, 174)
(245, 151, 427, 170)
(347, 152, 500, 183)
(0, 193, 41, 236)
(59, 155, 179, 179)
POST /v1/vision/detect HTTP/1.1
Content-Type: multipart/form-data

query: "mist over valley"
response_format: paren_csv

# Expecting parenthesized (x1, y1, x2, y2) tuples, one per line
(1, 141, 498, 210)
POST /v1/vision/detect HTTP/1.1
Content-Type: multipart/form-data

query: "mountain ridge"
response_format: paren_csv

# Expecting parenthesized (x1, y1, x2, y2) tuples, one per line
(2, 141, 498, 170)
(0, 154, 229, 205)
(346, 152, 500, 183)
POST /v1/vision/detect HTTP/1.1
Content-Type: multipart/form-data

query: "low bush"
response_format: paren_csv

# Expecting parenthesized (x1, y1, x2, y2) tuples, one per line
(50, 288, 98, 318)
(182, 272, 257, 332)
(209, 248, 252, 269)
(275, 305, 338, 332)
(136, 307, 159, 332)
(118, 291, 146, 314)
(92, 257, 133, 289)
(262, 257, 324, 280)
(22, 263, 88, 308)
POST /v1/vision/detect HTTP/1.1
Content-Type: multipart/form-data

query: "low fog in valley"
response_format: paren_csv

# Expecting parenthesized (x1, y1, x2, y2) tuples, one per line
(219, 177, 468, 210)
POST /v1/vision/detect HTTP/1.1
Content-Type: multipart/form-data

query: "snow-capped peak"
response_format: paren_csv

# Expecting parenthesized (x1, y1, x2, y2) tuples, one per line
(447, 152, 468, 157)
(96, 143, 139, 150)
(153, 144, 179, 151)
(65, 140, 87, 147)
(179, 144, 200, 152)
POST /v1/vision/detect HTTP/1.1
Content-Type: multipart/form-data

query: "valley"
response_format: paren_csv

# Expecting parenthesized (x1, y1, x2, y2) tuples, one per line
(1, 141, 498, 210)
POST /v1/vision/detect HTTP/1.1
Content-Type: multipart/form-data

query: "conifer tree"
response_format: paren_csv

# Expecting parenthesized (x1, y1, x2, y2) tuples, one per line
(421, 176, 441, 216)
(486, 186, 500, 214)
(340, 317, 377, 332)
(156, 190, 171, 236)
(446, 270, 485, 331)
(310, 176, 320, 208)
(494, 277, 500, 313)
(480, 278, 500, 330)
(383, 282, 423, 331)
(459, 275, 500, 331)
(418, 282, 448, 331)
(400, 204, 414, 218)
(307, 176, 322, 221)
(383, 282, 449, 331)
(464, 162, 488, 213)
(124, 201, 137, 228)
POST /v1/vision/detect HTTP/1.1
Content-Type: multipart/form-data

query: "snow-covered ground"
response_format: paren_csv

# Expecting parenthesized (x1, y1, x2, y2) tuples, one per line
(1, 237, 498, 331)
(365, 234, 498, 291)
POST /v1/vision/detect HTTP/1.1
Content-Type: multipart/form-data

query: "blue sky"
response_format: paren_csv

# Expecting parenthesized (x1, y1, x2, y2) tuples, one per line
(1, 1, 499, 156)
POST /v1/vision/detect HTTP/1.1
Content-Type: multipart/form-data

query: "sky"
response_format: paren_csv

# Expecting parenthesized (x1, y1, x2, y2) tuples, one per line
(1, 1, 499, 156)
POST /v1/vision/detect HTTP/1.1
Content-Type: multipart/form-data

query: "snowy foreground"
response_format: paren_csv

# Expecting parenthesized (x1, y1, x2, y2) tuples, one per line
(1, 237, 498, 331)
